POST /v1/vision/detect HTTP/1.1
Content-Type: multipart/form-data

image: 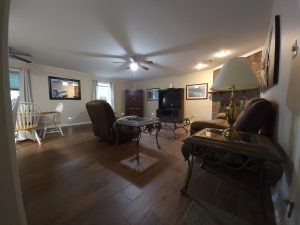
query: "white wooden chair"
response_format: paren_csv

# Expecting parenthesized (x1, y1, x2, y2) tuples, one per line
(40, 103, 64, 140)
(15, 102, 42, 145)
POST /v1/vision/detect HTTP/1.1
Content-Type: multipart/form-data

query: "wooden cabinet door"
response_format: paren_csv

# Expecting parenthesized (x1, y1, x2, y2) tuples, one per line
(125, 89, 144, 117)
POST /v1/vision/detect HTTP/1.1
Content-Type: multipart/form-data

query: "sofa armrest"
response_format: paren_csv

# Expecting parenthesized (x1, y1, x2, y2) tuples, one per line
(190, 119, 228, 135)
(216, 112, 226, 120)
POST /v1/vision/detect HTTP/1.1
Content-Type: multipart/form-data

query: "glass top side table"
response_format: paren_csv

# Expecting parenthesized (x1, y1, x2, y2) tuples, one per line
(181, 128, 283, 194)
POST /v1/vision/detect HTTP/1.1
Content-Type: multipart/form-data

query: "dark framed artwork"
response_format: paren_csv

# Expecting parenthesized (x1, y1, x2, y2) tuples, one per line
(147, 88, 159, 101)
(48, 76, 81, 100)
(261, 15, 280, 91)
(186, 83, 208, 100)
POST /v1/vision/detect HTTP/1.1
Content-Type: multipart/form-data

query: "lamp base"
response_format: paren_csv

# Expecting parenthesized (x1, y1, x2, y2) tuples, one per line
(223, 86, 238, 139)
(222, 127, 238, 139)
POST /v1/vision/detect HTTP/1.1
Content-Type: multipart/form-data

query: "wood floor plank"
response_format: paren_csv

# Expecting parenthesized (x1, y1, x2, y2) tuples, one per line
(16, 124, 275, 225)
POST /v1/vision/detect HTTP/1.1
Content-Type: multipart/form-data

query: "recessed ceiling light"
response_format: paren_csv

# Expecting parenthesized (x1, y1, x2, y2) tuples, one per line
(195, 63, 208, 70)
(214, 50, 231, 58)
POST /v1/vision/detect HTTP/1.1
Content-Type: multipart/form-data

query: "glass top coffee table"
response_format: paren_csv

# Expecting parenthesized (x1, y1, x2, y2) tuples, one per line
(114, 116, 162, 171)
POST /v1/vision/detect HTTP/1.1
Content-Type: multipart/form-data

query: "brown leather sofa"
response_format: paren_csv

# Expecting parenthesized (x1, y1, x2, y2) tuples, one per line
(190, 98, 276, 139)
(86, 100, 138, 143)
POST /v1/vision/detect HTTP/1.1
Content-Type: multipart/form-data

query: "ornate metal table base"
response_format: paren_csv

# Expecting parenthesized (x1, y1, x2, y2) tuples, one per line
(160, 118, 190, 139)
(114, 117, 161, 171)
(181, 128, 283, 194)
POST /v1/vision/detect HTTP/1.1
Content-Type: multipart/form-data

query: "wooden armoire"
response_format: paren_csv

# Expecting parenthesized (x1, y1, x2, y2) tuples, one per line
(125, 89, 144, 117)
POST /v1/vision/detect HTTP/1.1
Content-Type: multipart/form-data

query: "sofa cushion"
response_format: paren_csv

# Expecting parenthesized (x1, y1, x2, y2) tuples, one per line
(190, 119, 228, 135)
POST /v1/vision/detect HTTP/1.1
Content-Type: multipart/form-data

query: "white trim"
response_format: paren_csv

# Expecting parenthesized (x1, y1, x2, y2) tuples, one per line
(60, 122, 91, 127)
(9, 68, 21, 72)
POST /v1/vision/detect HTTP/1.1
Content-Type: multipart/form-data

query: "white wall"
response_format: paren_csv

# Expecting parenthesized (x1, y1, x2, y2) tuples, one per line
(262, 0, 300, 224)
(135, 70, 213, 121)
(9, 60, 133, 125)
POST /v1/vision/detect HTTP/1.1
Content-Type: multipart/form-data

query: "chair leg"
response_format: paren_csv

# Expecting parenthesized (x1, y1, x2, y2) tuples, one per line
(43, 124, 47, 140)
(58, 125, 64, 136)
(33, 130, 41, 145)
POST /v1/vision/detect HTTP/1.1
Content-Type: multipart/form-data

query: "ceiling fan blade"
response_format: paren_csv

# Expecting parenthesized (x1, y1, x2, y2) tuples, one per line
(9, 55, 32, 63)
(140, 60, 154, 65)
(138, 64, 149, 70)
(113, 61, 125, 64)
(8, 47, 32, 57)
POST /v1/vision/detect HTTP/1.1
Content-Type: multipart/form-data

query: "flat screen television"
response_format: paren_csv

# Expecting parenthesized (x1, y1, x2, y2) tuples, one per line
(159, 89, 181, 109)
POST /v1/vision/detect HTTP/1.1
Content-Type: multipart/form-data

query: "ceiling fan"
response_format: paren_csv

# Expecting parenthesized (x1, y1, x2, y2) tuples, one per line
(114, 56, 153, 71)
(8, 47, 32, 63)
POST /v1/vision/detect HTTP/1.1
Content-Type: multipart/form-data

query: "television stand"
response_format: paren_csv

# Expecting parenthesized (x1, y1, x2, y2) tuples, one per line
(159, 118, 190, 139)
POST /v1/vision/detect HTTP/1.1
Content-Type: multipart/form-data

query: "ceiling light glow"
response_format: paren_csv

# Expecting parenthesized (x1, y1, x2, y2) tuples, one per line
(214, 50, 231, 58)
(130, 62, 138, 71)
(195, 63, 208, 70)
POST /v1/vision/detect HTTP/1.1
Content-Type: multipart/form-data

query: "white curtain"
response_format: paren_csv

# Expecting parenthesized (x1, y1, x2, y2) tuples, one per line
(18, 69, 33, 140)
(91, 80, 98, 100)
(91, 80, 114, 109)
(19, 69, 32, 102)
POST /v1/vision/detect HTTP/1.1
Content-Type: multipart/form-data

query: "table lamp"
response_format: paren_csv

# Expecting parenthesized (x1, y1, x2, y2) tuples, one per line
(211, 57, 260, 137)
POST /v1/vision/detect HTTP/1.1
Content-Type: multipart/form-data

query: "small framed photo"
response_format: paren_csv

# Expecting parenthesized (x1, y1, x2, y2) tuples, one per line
(147, 88, 160, 101)
(186, 83, 208, 100)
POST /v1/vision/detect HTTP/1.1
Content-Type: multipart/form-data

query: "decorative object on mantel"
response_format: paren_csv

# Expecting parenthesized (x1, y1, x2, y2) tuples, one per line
(186, 83, 208, 100)
(211, 57, 260, 137)
(261, 15, 280, 91)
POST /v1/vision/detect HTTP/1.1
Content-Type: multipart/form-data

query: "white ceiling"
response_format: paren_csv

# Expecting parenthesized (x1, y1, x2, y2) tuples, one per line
(8, 0, 273, 80)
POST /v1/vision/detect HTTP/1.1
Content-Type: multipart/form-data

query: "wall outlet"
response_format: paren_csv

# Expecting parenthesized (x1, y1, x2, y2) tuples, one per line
(283, 199, 294, 218)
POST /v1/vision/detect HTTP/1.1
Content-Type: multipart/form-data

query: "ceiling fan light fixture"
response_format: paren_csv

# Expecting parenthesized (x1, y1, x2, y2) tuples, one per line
(130, 62, 138, 71)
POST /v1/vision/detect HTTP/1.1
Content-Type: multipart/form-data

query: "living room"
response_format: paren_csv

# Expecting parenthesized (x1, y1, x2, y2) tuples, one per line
(1, 0, 300, 225)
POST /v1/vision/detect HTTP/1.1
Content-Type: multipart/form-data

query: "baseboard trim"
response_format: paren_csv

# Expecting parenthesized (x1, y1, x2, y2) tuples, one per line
(60, 122, 91, 128)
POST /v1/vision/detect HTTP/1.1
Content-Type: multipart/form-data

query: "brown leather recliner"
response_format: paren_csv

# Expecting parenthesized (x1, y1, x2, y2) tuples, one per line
(86, 100, 138, 143)
(190, 98, 276, 139)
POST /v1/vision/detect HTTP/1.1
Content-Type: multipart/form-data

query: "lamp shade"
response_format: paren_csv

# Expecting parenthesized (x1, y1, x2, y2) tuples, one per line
(211, 57, 260, 91)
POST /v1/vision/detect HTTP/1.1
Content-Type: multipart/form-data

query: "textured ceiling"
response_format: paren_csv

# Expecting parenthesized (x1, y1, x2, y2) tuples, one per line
(8, 0, 273, 80)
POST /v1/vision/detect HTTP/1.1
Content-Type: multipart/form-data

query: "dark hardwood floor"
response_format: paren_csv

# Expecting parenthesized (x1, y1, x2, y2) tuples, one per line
(16, 124, 274, 225)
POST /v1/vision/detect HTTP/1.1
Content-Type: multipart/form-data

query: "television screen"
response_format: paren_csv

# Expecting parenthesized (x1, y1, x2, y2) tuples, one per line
(159, 90, 181, 109)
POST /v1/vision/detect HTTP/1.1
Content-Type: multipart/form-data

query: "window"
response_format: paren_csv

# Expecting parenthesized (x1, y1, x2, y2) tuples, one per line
(9, 70, 20, 100)
(96, 82, 113, 107)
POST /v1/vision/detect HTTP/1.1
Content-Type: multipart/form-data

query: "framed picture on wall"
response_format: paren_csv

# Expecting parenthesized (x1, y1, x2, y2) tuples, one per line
(48, 76, 81, 100)
(186, 83, 208, 100)
(261, 15, 280, 91)
(147, 88, 159, 101)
